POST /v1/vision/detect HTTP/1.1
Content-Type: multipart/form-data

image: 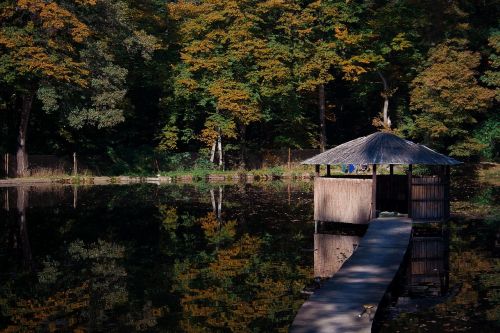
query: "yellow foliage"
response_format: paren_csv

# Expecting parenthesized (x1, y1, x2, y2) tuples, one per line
(0, 1, 91, 86)
(208, 80, 260, 124)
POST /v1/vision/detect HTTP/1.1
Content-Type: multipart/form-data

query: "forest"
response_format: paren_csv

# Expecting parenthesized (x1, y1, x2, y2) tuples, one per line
(0, 0, 498, 176)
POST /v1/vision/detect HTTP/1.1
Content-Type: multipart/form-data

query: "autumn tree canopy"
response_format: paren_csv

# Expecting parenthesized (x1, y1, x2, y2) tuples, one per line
(0, 0, 498, 174)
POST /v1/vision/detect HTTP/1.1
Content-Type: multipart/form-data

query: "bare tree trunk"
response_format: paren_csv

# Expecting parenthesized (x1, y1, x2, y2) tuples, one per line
(210, 141, 216, 163)
(377, 71, 390, 128)
(16, 93, 34, 177)
(319, 84, 326, 152)
(217, 133, 223, 170)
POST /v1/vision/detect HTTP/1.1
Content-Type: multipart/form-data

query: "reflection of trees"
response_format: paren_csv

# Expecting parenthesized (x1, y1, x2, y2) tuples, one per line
(0, 240, 134, 332)
(170, 212, 310, 332)
(17, 187, 33, 271)
(210, 186, 223, 220)
(0, 183, 314, 332)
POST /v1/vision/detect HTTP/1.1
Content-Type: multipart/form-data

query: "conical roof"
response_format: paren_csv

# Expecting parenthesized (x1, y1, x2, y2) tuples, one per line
(302, 132, 461, 165)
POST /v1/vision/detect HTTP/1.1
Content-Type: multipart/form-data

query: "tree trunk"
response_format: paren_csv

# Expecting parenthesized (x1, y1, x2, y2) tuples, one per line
(319, 84, 326, 152)
(210, 141, 216, 163)
(16, 93, 34, 177)
(239, 124, 246, 169)
(377, 71, 390, 128)
(217, 132, 223, 170)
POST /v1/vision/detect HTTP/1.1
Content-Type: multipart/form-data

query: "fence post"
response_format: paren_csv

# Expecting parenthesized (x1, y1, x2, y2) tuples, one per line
(73, 152, 78, 176)
(4, 153, 9, 178)
(288, 148, 291, 170)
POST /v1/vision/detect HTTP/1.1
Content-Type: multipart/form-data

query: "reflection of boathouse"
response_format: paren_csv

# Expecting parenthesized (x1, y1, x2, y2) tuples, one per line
(303, 132, 461, 224)
(407, 228, 449, 297)
(314, 232, 361, 278)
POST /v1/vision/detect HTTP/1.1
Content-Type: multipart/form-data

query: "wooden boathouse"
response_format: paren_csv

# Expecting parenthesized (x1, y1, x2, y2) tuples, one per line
(291, 133, 460, 333)
(302, 132, 462, 224)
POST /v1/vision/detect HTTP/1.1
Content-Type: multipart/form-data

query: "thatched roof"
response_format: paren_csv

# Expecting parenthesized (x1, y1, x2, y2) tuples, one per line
(302, 132, 461, 165)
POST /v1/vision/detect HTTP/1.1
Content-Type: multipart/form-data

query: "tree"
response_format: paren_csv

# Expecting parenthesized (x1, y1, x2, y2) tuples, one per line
(0, 0, 159, 176)
(476, 29, 500, 160)
(410, 39, 495, 157)
(295, 0, 381, 151)
(167, 0, 262, 168)
(0, 0, 92, 176)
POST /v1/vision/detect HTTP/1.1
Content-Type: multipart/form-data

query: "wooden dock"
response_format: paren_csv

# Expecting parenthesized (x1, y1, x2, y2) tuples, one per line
(290, 217, 412, 333)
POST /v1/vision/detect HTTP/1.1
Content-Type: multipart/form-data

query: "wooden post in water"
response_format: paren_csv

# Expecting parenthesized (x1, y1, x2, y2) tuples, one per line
(371, 164, 377, 219)
(315, 164, 320, 177)
(408, 164, 413, 218)
(326, 165, 331, 177)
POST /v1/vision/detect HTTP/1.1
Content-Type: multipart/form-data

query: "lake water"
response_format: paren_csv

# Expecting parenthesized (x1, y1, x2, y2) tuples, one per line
(0, 183, 321, 332)
(0, 171, 497, 332)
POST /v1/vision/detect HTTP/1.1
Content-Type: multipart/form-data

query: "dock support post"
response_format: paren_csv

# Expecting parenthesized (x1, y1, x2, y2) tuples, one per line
(371, 164, 377, 219)
(326, 165, 331, 177)
(315, 164, 320, 177)
(390, 164, 394, 210)
(408, 164, 413, 218)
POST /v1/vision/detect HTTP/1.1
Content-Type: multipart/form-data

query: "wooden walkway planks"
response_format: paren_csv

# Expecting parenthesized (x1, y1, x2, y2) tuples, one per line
(290, 218, 412, 333)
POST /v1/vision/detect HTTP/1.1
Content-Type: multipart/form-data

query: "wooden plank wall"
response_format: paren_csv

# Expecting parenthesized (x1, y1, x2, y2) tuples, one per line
(411, 176, 448, 221)
(314, 233, 360, 278)
(314, 177, 373, 223)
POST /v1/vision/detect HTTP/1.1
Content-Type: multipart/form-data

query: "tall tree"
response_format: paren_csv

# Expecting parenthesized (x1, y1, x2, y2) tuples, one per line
(167, 0, 262, 167)
(410, 39, 495, 157)
(0, 0, 92, 176)
(0, 0, 159, 176)
(296, 0, 381, 151)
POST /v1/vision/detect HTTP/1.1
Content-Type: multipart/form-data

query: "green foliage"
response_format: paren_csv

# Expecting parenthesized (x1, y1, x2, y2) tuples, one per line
(474, 114, 500, 160)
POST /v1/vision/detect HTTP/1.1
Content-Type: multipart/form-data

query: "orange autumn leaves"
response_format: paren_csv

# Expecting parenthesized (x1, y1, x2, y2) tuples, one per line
(0, 0, 95, 86)
(168, 0, 381, 148)
(171, 212, 310, 332)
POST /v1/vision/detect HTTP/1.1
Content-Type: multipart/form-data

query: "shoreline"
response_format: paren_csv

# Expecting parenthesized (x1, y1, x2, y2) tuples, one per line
(0, 172, 316, 187)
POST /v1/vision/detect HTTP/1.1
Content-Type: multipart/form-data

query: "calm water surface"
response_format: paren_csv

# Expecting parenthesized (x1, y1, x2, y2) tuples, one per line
(0, 183, 316, 332)
(1, 169, 498, 332)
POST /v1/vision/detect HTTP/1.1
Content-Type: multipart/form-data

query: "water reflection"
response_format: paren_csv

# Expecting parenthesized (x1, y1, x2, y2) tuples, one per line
(0, 183, 314, 332)
(406, 228, 449, 297)
(313, 222, 366, 279)
(382, 226, 451, 319)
